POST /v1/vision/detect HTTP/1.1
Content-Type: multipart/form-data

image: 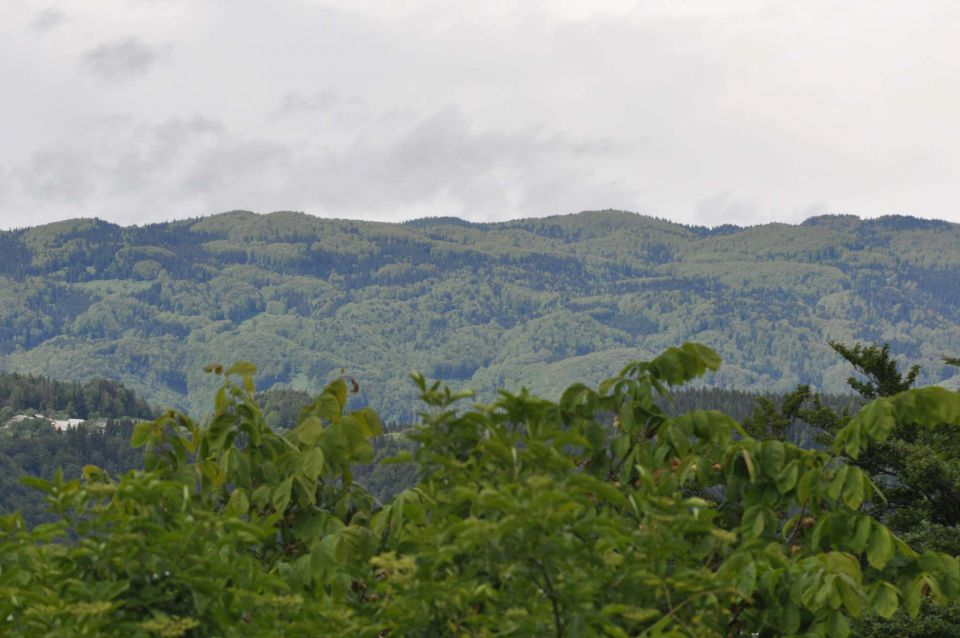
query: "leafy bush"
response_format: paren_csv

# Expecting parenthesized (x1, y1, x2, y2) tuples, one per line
(3, 344, 960, 636)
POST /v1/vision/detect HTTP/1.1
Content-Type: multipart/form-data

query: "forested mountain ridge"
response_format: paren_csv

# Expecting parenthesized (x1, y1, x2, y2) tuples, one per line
(1, 209, 958, 420)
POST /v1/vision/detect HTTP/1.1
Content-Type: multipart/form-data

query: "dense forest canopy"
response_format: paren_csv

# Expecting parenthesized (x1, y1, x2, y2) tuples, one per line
(1, 210, 959, 420)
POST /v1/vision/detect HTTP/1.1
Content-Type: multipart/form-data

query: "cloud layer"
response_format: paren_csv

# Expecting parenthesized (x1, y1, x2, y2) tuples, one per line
(81, 38, 167, 82)
(2, 0, 960, 229)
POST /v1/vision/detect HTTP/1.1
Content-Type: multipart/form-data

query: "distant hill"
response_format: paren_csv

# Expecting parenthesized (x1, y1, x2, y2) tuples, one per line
(0, 209, 958, 420)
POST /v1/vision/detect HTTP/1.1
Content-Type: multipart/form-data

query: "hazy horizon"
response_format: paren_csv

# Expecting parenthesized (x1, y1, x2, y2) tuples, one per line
(3, 206, 958, 233)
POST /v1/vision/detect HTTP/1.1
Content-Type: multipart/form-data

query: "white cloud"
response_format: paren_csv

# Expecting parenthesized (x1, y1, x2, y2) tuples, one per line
(2, 0, 960, 228)
(0, 106, 627, 225)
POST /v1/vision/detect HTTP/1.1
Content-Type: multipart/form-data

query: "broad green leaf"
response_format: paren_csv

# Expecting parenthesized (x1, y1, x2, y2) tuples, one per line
(300, 448, 325, 480)
(842, 469, 865, 510)
(295, 416, 324, 446)
(845, 398, 895, 451)
(797, 469, 816, 504)
(649, 343, 721, 385)
(326, 378, 348, 410)
(736, 561, 757, 598)
(741, 506, 764, 538)
(905, 575, 927, 616)
(207, 412, 236, 450)
(775, 460, 799, 494)
(892, 387, 960, 429)
(315, 393, 342, 422)
(354, 407, 383, 437)
(828, 610, 850, 638)
(867, 525, 894, 569)
(711, 528, 737, 543)
(251, 484, 272, 509)
(664, 423, 689, 456)
(759, 440, 786, 477)
(826, 465, 849, 502)
(850, 516, 872, 552)
(225, 361, 257, 377)
(131, 421, 154, 447)
(815, 574, 838, 608)
(273, 476, 294, 512)
(839, 579, 863, 617)
(872, 583, 899, 618)
(780, 604, 800, 634)
(226, 489, 249, 516)
(560, 383, 594, 411)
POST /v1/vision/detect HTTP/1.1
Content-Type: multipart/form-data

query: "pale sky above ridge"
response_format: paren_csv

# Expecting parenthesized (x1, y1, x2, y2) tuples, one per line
(2, 0, 959, 230)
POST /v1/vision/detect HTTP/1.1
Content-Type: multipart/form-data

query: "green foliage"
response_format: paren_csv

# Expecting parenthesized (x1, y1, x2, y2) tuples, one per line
(774, 342, 960, 636)
(828, 341, 921, 400)
(254, 387, 312, 432)
(0, 420, 143, 524)
(3, 345, 960, 636)
(0, 374, 154, 523)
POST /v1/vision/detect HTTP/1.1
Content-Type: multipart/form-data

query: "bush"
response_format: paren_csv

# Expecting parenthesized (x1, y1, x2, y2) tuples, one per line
(2, 344, 960, 636)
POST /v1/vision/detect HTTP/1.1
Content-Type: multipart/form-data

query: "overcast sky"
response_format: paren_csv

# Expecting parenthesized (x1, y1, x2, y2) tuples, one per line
(2, 0, 959, 230)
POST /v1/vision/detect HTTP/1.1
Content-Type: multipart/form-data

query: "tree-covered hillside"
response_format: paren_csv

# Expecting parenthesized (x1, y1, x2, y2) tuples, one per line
(1, 210, 958, 420)
(0, 373, 155, 523)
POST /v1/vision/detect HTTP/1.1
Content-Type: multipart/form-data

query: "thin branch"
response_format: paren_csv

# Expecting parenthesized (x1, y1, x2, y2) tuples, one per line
(531, 559, 564, 638)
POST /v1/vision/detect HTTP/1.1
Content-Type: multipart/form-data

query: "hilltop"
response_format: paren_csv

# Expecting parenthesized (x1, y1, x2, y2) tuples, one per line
(0, 209, 958, 420)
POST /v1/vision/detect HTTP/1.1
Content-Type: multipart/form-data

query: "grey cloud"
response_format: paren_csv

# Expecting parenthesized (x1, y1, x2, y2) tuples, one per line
(81, 38, 169, 81)
(696, 192, 760, 226)
(4, 105, 628, 224)
(282, 106, 635, 217)
(6, 1, 960, 229)
(11, 115, 225, 209)
(30, 8, 68, 32)
(136, 116, 225, 164)
(17, 149, 97, 204)
(180, 139, 290, 197)
(112, 116, 226, 191)
(276, 91, 340, 116)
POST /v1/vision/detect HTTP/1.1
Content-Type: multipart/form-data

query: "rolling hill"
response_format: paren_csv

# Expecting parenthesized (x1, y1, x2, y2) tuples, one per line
(1, 210, 958, 421)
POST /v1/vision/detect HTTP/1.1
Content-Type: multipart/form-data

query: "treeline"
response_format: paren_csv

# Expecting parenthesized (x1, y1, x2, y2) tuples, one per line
(0, 372, 155, 420)
(0, 374, 861, 522)
(0, 381, 411, 521)
(0, 381, 868, 524)
(661, 385, 860, 422)
(0, 420, 142, 523)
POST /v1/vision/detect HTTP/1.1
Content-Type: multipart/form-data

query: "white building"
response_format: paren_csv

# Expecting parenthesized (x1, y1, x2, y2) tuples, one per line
(50, 418, 86, 431)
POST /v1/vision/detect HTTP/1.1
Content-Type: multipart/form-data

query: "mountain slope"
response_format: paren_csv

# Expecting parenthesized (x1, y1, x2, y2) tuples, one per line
(1, 210, 958, 420)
